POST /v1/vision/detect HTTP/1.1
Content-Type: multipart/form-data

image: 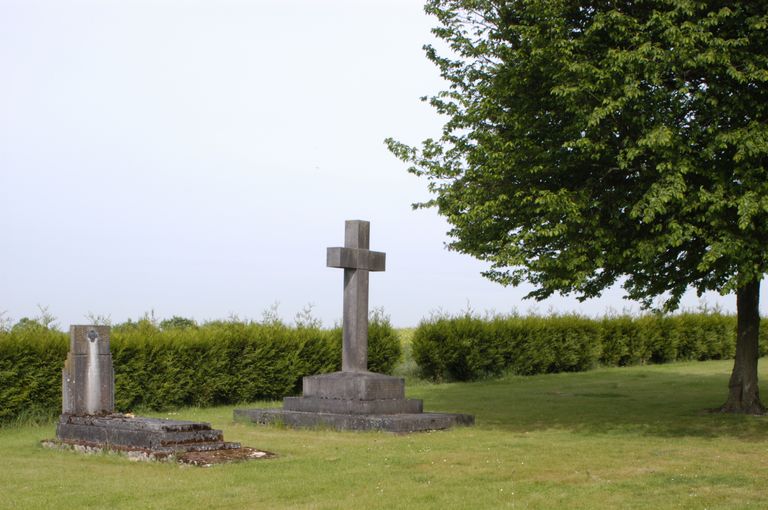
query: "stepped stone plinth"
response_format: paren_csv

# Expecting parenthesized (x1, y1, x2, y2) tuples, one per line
(284, 371, 423, 415)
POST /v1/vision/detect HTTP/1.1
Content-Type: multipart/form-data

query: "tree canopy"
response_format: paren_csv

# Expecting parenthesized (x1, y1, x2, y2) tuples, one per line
(388, 0, 768, 412)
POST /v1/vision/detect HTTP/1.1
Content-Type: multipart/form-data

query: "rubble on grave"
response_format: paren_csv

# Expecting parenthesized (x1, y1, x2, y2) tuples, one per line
(42, 434, 275, 466)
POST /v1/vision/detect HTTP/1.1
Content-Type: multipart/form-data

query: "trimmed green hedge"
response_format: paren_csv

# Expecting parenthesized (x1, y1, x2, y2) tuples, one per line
(413, 313, 768, 382)
(0, 317, 401, 423)
(0, 323, 68, 423)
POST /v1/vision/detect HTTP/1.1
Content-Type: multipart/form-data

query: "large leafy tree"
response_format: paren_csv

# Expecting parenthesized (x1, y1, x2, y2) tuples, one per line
(388, 0, 768, 413)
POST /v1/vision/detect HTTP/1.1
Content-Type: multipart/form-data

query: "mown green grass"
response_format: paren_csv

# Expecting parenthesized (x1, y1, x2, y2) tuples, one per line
(2, 359, 768, 509)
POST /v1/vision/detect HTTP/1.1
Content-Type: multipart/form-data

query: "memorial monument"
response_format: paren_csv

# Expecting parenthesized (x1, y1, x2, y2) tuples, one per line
(235, 220, 474, 432)
(50, 325, 271, 464)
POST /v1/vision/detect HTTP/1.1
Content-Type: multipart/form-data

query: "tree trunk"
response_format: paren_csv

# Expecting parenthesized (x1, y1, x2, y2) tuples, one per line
(719, 278, 765, 414)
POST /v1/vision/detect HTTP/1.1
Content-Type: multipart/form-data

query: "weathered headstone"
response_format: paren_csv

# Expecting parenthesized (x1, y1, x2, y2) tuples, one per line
(62, 326, 114, 415)
(51, 325, 271, 464)
(235, 220, 474, 432)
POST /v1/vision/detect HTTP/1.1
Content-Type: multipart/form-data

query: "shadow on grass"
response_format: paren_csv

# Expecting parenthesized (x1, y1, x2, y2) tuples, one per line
(409, 360, 768, 441)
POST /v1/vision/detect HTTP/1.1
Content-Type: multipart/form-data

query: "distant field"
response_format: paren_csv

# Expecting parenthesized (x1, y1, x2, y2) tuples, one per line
(2, 359, 767, 509)
(392, 327, 418, 379)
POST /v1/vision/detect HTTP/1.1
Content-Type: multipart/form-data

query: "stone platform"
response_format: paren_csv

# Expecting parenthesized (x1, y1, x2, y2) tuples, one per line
(235, 371, 474, 432)
(55, 413, 241, 456)
(234, 408, 474, 433)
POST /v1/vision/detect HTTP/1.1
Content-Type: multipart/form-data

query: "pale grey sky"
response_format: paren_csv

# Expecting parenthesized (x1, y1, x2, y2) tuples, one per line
(1, 0, 763, 328)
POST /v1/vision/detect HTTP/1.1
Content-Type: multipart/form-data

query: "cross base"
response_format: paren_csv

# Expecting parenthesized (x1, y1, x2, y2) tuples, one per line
(234, 371, 474, 432)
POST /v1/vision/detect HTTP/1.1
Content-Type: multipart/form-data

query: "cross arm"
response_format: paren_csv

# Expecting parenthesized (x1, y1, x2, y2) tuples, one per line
(327, 247, 386, 271)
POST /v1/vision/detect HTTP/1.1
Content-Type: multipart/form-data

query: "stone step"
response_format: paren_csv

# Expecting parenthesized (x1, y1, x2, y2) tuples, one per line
(156, 429, 224, 447)
(302, 371, 406, 400)
(235, 408, 475, 433)
(156, 441, 242, 454)
(61, 414, 213, 432)
(284, 396, 423, 415)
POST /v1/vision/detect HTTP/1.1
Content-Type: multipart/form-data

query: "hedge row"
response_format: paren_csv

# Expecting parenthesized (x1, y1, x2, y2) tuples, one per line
(0, 316, 401, 423)
(412, 312, 768, 382)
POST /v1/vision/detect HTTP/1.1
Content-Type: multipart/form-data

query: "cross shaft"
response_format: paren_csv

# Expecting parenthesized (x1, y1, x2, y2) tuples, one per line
(327, 220, 386, 372)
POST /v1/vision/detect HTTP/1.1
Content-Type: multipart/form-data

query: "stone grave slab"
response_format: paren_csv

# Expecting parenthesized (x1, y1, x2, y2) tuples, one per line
(47, 325, 271, 464)
(56, 413, 241, 456)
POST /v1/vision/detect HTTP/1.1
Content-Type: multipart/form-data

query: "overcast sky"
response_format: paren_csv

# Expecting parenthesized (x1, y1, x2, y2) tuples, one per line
(1, 0, 764, 329)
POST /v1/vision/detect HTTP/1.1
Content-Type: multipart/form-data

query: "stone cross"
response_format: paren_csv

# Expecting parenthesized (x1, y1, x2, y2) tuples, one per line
(327, 220, 386, 372)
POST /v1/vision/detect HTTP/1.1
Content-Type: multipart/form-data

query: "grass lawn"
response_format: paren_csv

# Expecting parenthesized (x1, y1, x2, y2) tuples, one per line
(2, 359, 767, 509)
